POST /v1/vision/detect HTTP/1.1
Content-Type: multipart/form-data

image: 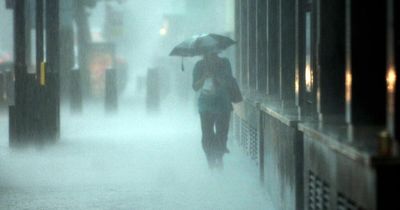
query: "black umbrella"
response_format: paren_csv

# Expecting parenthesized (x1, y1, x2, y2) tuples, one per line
(170, 33, 236, 57)
(169, 33, 236, 71)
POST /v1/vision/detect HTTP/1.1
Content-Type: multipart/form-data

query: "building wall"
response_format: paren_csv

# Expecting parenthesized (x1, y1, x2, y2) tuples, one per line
(232, 0, 400, 209)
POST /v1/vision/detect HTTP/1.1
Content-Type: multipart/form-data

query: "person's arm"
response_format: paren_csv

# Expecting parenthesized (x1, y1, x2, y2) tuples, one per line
(193, 72, 212, 91)
(224, 58, 233, 77)
(193, 62, 210, 91)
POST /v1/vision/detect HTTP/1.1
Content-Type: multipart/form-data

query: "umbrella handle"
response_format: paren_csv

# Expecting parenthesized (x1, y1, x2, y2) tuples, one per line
(181, 57, 185, 71)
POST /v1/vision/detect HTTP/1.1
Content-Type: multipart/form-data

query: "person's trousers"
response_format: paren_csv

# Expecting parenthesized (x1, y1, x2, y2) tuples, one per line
(200, 112, 231, 161)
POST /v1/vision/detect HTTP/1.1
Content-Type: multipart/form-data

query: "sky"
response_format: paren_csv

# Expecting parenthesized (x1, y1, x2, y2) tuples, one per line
(0, 2, 13, 57)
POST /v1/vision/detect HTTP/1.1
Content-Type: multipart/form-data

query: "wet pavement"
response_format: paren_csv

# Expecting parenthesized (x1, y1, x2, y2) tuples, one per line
(0, 97, 272, 210)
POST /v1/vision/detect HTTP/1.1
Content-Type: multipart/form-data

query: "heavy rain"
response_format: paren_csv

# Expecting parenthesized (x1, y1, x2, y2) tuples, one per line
(2, 0, 400, 210)
(0, 0, 271, 209)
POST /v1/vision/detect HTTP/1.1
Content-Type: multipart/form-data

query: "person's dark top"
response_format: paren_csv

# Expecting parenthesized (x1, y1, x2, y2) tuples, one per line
(192, 56, 233, 113)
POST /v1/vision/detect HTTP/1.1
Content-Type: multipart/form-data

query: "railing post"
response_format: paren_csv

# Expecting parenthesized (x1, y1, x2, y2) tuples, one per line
(10, 0, 27, 146)
(146, 68, 160, 112)
(105, 68, 118, 112)
(69, 68, 82, 113)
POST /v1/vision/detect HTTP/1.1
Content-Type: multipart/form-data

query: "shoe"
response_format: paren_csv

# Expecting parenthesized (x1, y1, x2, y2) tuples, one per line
(207, 157, 216, 169)
(215, 158, 224, 170)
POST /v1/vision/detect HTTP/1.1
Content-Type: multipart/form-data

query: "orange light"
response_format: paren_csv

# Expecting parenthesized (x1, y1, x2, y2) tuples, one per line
(345, 70, 352, 103)
(295, 75, 300, 94)
(387, 67, 397, 92)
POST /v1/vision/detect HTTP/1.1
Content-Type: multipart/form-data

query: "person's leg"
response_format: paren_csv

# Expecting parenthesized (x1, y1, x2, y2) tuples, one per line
(215, 112, 231, 154)
(200, 112, 217, 168)
(213, 112, 231, 170)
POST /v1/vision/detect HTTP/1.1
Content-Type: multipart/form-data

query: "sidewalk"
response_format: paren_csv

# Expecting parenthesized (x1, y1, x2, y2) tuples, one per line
(0, 96, 273, 210)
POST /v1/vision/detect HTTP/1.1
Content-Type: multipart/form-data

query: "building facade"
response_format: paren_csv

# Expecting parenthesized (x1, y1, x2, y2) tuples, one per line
(233, 0, 400, 209)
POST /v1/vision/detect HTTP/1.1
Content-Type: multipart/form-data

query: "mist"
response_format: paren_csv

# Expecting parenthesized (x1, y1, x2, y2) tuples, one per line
(0, 0, 271, 209)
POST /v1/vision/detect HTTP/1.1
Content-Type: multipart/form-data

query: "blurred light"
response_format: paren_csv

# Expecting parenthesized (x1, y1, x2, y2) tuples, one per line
(295, 73, 299, 95)
(89, 52, 113, 97)
(305, 64, 313, 92)
(91, 27, 104, 42)
(160, 27, 168, 36)
(387, 66, 396, 135)
(92, 32, 104, 42)
(160, 19, 169, 36)
(345, 70, 352, 103)
(387, 66, 396, 93)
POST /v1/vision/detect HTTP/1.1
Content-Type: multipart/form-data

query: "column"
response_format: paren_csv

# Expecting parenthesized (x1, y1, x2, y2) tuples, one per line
(280, 0, 296, 112)
(10, 0, 27, 145)
(235, 0, 242, 79)
(256, 0, 267, 93)
(267, 0, 281, 98)
(248, 0, 257, 90)
(388, 0, 400, 141)
(44, 0, 61, 140)
(396, 0, 400, 141)
(295, 0, 306, 119)
(346, 0, 387, 127)
(240, 0, 249, 88)
(317, 0, 346, 123)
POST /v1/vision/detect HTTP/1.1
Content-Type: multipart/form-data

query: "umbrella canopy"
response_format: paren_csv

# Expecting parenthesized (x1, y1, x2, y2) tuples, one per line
(169, 33, 236, 57)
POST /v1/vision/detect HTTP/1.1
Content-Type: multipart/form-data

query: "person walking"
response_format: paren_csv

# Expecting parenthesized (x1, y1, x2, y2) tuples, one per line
(192, 52, 233, 169)
(170, 33, 240, 169)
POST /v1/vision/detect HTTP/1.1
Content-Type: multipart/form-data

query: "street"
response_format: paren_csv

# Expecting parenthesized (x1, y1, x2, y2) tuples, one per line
(0, 97, 272, 210)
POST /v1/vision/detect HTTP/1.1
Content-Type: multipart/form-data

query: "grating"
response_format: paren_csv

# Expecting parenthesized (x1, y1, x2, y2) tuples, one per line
(308, 171, 330, 210)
